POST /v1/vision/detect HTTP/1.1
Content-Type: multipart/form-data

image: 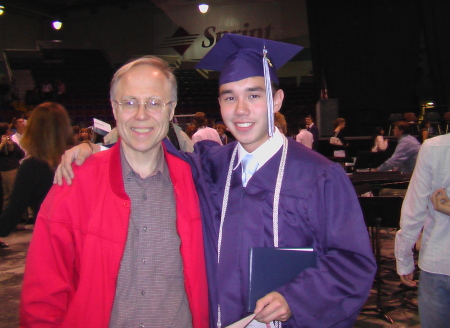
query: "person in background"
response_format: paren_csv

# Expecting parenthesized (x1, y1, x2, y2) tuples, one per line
(295, 120, 313, 149)
(215, 123, 234, 145)
(166, 121, 195, 152)
(274, 112, 287, 135)
(54, 79, 67, 102)
(0, 102, 73, 237)
(185, 124, 197, 139)
(373, 121, 420, 174)
(419, 120, 431, 144)
(305, 115, 319, 151)
(79, 127, 92, 142)
(0, 122, 25, 210)
(72, 126, 81, 145)
(331, 118, 348, 157)
(395, 132, 450, 328)
(40, 79, 54, 101)
(11, 117, 26, 150)
(371, 126, 388, 152)
(191, 112, 222, 145)
(0, 122, 25, 247)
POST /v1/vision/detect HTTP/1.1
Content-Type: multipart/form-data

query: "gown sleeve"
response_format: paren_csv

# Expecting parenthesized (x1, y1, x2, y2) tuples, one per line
(276, 164, 376, 328)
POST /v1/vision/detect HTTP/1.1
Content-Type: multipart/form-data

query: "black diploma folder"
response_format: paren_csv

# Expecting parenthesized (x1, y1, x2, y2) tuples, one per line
(247, 247, 317, 312)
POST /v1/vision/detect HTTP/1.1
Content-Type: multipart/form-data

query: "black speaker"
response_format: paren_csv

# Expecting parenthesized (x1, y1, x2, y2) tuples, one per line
(316, 99, 339, 137)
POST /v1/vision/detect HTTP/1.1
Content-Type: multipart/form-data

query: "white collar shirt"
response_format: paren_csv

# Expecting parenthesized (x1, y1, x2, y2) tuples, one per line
(395, 133, 450, 276)
(234, 128, 284, 174)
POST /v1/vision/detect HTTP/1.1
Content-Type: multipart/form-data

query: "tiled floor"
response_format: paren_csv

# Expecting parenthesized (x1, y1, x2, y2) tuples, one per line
(0, 226, 421, 327)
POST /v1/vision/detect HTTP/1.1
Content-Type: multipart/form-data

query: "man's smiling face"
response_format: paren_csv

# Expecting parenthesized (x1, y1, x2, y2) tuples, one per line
(112, 64, 174, 161)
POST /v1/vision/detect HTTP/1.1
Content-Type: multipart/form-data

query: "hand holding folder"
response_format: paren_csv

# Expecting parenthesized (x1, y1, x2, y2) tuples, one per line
(247, 247, 317, 312)
(225, 247, 317, 328)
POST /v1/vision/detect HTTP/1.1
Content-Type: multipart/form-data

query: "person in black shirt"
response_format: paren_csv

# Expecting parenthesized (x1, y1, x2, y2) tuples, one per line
(0, 102, 73, 238)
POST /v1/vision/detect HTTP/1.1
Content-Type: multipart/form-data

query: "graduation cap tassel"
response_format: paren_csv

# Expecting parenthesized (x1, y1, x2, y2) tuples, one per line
(263, 47, 275, 138)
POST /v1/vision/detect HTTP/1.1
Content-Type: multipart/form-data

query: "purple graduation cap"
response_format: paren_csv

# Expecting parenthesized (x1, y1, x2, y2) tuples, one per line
(196, 34, 303, 137)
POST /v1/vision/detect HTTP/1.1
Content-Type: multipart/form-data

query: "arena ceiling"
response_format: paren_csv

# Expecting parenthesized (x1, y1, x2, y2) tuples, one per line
(1, 0, 275, 18)
(0, 0, 152, 18)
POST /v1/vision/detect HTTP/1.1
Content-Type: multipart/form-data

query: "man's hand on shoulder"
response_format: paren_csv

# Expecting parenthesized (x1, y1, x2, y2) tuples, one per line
(53, 142, 100, 186)
(254, 291, 292, 323)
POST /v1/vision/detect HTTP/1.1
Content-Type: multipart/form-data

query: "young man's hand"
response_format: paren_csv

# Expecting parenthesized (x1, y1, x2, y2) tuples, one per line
(53, 142, 100, 185)
(254, 291, 292, 323)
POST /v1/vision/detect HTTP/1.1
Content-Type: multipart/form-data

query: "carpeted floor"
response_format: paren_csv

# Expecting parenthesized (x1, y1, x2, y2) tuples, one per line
(0, 226, 421, 327)
(354, 228, 420, 328)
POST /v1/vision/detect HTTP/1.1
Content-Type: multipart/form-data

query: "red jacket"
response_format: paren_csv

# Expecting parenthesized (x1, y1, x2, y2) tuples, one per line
(20, 142, 209, 328)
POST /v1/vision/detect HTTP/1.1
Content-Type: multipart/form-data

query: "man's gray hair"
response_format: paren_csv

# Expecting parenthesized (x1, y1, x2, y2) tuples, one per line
(110, 56, 177, 104)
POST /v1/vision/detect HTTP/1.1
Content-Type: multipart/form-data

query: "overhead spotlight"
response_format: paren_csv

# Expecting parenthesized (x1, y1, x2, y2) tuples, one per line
(0, 6, 4, 16)
(52, 20, 62, 30)
(198, 3, 209, 14)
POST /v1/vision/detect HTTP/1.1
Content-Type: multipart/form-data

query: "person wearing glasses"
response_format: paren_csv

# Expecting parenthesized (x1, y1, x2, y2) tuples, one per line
(19, 56, 209, 328)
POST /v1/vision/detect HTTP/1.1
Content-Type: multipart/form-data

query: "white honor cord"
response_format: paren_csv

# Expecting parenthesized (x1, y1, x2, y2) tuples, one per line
(216, 144, 239, 328)
(216, 136, 289, 328)
(273, 136, 288, 248)
(263, 48, 274, 138)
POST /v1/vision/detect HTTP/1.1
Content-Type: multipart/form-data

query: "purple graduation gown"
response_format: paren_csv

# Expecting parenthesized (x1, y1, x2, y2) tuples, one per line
(186, 138, 376, 328)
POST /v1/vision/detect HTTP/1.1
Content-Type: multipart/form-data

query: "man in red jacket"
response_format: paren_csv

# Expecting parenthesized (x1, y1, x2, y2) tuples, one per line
(20, 56, 209, 328)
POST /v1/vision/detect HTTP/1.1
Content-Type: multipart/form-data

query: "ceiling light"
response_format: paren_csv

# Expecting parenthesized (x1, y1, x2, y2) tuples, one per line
(198, 3, 209, 14)
(52, 20, 62, 30)
(0, 6, 4, 16)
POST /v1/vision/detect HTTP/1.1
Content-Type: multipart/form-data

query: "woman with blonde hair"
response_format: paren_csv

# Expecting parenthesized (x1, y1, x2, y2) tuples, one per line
(331, 118, 348, 157)
(0, 102, 73, 237)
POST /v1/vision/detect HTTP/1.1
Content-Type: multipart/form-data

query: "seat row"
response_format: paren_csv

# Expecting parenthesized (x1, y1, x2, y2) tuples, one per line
(388, 111, 450, 135)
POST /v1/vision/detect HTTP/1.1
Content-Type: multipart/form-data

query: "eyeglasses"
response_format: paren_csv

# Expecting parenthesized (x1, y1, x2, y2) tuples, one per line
(113, 98, 173, 113)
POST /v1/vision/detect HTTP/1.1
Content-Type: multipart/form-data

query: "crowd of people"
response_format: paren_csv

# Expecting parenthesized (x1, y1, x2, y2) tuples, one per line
(25, 78, 67, 106)
(0, 34, 448, 328)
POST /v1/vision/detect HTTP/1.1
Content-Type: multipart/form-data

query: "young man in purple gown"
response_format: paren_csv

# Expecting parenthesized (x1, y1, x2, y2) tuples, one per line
(189, 34, 375, 328)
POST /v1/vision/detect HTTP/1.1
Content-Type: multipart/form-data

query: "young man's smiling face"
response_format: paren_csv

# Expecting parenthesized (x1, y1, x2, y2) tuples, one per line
(218, 76, 284, 153)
